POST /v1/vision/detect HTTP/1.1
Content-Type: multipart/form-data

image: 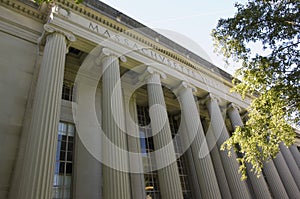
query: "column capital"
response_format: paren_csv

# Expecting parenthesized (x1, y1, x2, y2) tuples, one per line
(95, 48, 127, 65)
(173, 81, 196, 96)
(38, 24, 76, 54)
(138, 66, 166, 83)
(201, 93, 221, 105)
(228, 103, 241, 113)
(102, 47, 127, 62)
(43, 24, 76, 42)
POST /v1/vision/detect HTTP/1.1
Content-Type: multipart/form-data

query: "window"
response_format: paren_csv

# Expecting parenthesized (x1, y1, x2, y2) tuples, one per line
(53, 122, 75, 199)
(137, 105, 161, 199)
(137, 106, 192, 198)
(169, 116, 192, 199)
(144, 173, 160, 199)
(62, 81, 74, 101)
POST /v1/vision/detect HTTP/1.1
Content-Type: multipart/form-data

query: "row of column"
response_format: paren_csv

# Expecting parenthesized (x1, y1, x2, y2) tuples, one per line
(9, 23, 300, 199)
(138, 70, 300, 199)
(175, 82, 222, 198)
(229, 104, 300, 198)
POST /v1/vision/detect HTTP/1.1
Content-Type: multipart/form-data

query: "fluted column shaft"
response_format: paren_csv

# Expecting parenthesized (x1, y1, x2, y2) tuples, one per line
(279, 142, 300, 189)
(273, 151, 300, 198)
(101, 53, 131, 199)
(183, 148, 203, 199)
(124, 93, 146, 199)
(220, 102, 287, 198)
(206, 128, 233, 199)
(290, 145, 300, 168)
(263, 160, 289, 199)
(11, 27, 74, 199)
(228, 104, 272, 199)
(146, 69, 183, 199)
(175, 83, 221, 199)
(180, 116, 202, 199)
(206, 97, 251, 199)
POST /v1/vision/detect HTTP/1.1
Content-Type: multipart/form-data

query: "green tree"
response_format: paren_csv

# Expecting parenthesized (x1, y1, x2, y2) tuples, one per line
(212, 0, 299, 180)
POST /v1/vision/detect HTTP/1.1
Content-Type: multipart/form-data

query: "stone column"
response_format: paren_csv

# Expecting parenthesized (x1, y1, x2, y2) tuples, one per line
(228, 103, 272, 199)
(101, 49, 131, 199)
(206, 127, 233, 199)
(280, 142, 300, 189)
(222, 102, 288, 198)
(123, 91, 146, 199)
(10, 24, 75, 199)
(273, 151, 300, 198)
(179, 117, 202, 199)
(174, 82, 221, 199)
(263, 160, 289, 199)
(183, 148, 203, 199)
(290, 145, 300, 168)
(206, 95, 251, 199)
(143, 67, 183, 199)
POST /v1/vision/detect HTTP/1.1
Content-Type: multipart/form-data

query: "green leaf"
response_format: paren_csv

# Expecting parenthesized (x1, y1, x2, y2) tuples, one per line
(215, 0, 299, 180)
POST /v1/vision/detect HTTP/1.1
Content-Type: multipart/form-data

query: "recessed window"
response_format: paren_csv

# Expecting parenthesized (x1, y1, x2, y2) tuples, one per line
(137, 106, 192, 198)
(62, 81, 74, 102)
(69, 47, 81, 56)
(169, 116, 192, 199)
(137, 105, 161, 199)
(53, 122, 75, 199)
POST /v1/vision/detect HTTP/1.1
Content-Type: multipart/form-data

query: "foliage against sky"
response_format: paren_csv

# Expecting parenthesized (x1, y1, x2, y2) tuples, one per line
(212, 0, 299, 179)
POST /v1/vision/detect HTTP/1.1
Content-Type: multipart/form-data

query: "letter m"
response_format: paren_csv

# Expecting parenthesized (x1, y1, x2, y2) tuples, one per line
(89, 22, 99, 33)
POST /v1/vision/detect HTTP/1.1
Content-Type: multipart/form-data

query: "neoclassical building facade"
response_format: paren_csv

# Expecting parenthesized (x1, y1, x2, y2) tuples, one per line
(1, 0, 300, 199)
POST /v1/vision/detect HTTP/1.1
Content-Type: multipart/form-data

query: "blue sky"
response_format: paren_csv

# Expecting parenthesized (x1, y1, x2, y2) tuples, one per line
(101, 0, 247, 74)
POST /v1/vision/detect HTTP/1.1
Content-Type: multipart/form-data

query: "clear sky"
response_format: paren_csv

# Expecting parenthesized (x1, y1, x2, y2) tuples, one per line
(101, 0, 246, 74)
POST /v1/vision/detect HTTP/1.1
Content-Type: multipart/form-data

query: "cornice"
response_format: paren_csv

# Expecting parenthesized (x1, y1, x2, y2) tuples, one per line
(1, 1, 234, 89)
(55, 0, 234, 85)
(55, 0, 196, 68)
(0, 0, 48, 22)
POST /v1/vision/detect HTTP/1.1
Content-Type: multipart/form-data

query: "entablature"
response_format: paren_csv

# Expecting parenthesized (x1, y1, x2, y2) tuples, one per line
(3, 0, 252, 109)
